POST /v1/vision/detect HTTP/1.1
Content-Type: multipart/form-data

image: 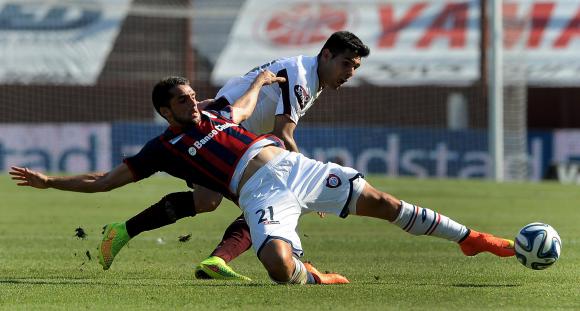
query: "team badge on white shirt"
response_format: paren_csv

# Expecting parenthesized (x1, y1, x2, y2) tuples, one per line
(325, 174, 342, 188)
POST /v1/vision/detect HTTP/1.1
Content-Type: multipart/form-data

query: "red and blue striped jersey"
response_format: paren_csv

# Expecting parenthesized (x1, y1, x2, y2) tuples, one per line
(124, 106, 282, 200)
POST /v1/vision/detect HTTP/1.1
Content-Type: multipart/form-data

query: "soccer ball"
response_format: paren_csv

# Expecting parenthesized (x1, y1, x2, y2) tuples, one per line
(514, 222, 562, 270)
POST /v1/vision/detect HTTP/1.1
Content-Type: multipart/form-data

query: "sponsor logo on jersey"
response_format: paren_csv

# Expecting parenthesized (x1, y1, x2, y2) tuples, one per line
(293, 85, 310, 108)
(325, 174, 342, 188)
(187, 122, 237, 156)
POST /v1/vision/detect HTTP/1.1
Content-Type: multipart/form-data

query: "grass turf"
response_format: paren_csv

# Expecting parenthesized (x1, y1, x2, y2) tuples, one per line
(1, 175, 578, 310)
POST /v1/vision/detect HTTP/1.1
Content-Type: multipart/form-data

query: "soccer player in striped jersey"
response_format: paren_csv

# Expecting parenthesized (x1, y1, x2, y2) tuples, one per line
(72, 31, 370, 279)
(11, 71, 515, 285)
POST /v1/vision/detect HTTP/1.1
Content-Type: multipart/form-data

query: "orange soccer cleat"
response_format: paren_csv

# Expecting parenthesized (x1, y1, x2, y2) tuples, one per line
(303, 262, 350, 285)
(459, 230, 515, 257)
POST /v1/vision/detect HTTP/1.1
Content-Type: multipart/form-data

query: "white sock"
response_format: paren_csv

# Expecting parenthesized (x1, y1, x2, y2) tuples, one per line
(392, 200, 469, 242)
(288, 257, 308, 284)
(272, 257, 316, 285)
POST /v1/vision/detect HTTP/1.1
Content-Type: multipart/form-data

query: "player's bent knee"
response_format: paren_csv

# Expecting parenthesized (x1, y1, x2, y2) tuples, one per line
(258, 239, 295, 283)
(193, 188, 223, 213)
(194, 202, 218, 213)
(162, 191, 196, 220)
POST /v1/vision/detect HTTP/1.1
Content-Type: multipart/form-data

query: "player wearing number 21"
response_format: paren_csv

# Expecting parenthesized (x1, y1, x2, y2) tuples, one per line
(11, 68, 515, 285)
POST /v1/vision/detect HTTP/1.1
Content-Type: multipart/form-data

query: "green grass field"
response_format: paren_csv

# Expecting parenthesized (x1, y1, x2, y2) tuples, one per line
(1, 175, 578, 310)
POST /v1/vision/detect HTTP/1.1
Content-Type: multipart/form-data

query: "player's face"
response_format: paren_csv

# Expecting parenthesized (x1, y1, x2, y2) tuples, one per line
(319, 49, 362, 90)
(167, 85, 200, 126)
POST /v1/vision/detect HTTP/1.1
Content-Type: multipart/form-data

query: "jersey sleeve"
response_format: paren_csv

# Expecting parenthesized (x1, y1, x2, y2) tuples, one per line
(123, 138, 163, 182)
(205, 105, 236, 123)
(218, 105, 234, 120)
(204, 96, 230, 111)
(274, 67, 309, 125)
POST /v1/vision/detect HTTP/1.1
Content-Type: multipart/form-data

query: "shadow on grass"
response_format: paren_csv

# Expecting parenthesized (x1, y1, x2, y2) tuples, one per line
(353, 280, 521, 288)
(0, 278, 269, 287)
(451, 283, 520, 288)
(0, 278, 522, 288)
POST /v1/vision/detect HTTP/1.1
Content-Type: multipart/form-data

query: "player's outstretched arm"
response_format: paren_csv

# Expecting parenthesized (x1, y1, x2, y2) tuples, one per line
(9, 163, 134, 193)
(229, 70, 286, 124)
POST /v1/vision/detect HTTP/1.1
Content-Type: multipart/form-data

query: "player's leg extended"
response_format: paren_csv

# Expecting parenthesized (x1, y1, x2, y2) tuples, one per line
(194, 214, 253, 281)
(354, 183, 515, 257)
(99, 191, 197, 270)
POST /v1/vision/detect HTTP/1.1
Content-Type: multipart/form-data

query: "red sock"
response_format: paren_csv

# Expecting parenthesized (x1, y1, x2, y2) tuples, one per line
(210, 214, 252, 262)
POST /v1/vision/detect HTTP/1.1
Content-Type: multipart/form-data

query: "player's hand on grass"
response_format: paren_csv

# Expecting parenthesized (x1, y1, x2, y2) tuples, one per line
(9, 166, 49, 189)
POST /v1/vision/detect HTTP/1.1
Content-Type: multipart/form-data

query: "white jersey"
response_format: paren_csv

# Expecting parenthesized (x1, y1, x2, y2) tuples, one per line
(215, 55, 322, 134)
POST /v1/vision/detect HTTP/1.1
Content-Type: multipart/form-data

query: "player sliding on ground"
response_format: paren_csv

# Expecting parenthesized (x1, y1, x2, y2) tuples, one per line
(87, 30, 370, 281)
(10, 71, 515, 285)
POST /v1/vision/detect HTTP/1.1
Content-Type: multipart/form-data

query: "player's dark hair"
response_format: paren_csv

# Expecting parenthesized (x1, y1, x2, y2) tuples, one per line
(319, 31, 370, 58)
(152, 76, 190, 117)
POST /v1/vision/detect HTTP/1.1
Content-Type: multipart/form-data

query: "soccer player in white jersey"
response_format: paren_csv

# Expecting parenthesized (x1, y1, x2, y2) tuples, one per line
(190, 32, 370, 280)
(217, 32, 364, 151)
(218, 54, 323, 142)
(76, 31, 370, 279)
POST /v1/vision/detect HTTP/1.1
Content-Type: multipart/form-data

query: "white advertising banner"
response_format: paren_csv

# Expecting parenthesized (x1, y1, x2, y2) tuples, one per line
(554, 130, 580, 163)
(0, 0, 131, 85)
(0, 124, 111, 173)
(212, 0, 580, 86)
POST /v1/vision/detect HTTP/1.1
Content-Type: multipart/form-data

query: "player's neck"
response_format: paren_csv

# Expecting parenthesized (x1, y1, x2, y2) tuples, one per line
(316, 64, 324, 92)
(317, 79, 326, 91)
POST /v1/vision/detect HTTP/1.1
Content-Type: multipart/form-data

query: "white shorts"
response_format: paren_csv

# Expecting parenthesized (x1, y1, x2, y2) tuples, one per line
(238, 150, 366, 257)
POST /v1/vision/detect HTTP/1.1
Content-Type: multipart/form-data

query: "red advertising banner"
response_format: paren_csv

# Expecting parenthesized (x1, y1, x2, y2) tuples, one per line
(212, 0, 580, 86)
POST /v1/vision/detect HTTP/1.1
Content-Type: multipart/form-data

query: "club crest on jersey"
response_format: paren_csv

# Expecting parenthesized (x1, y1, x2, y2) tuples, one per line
(293, 85, 310, 108)
(325, 174, 342, 188)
